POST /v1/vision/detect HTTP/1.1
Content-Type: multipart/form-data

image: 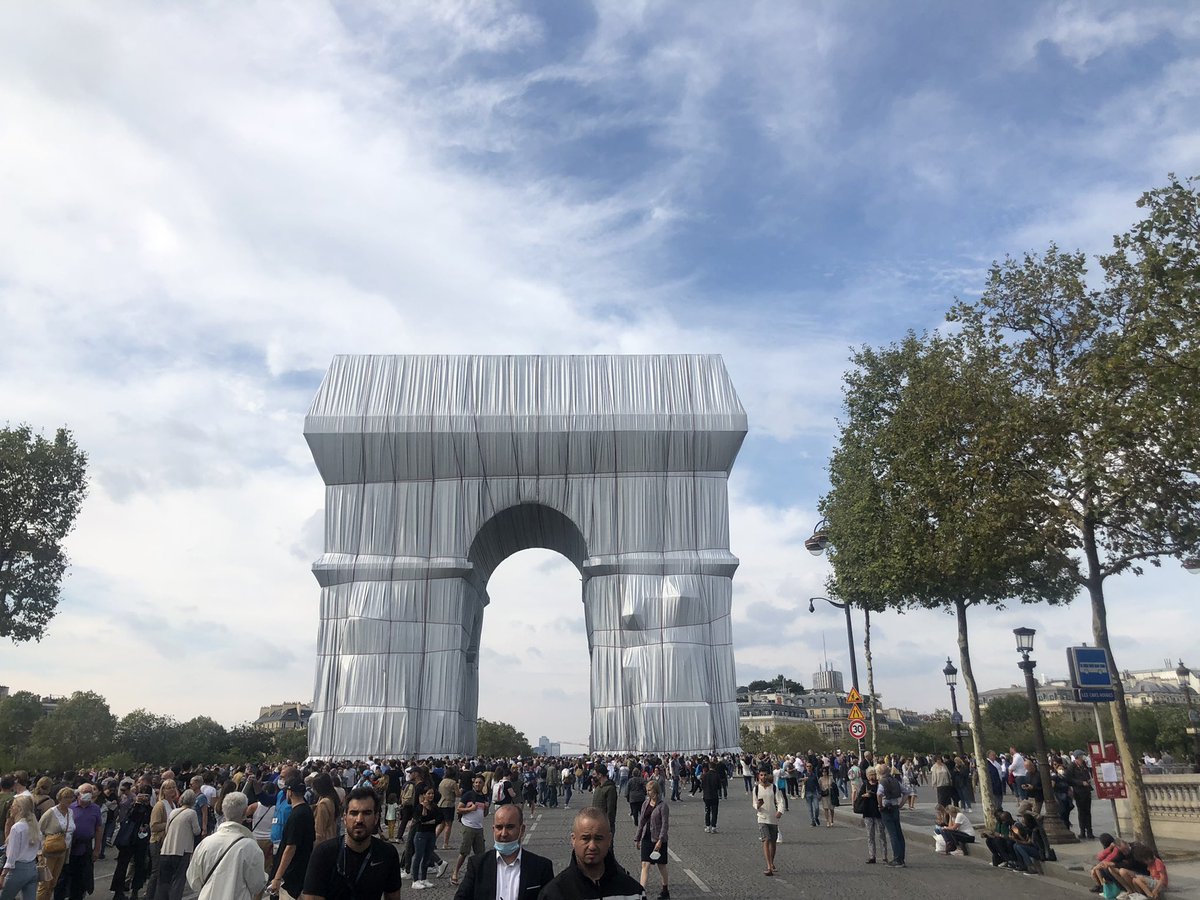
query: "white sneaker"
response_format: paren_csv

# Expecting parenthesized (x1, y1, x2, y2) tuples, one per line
(704, 826, 711, 833)
(435, 861, 449, 878)
(411, 882, 428, 891)
(401, 871, 412, 879)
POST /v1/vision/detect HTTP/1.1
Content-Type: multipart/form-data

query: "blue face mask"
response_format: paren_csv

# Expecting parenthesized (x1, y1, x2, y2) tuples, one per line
(494, 839, 521, 856)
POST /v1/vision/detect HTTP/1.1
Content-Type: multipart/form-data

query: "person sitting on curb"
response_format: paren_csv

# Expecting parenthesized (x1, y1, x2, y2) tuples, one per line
(941, 805, 975, 856)
(1088, 834, 1126, 894)
(1111, 843, 1168, 899)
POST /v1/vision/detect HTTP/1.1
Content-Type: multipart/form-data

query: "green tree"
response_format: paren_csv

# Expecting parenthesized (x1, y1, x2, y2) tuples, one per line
(820, 330, 1076, 830)
(0, 690, 45, 756)
(739, 725, 765, 755)
(26, 690, 115, 770)
(225, 724, 276, 762)
(948, 175, 1200, 850)
(274, 728, 308, 761)
(116, 709, 180, 765)
(0, 426, 88, 642)
(746, 677, 805, 694)
(475, 719, 533, 758)
(167, 716, 229, 762)
(762, 722, 830, 755)
(983, 695, 1031, 736)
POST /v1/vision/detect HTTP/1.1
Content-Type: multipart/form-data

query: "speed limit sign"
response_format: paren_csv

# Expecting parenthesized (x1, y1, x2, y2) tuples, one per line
(849, 720, 867, 740)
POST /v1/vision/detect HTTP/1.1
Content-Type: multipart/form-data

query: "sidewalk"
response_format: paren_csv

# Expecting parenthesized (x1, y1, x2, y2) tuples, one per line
(895, 802, 1200, 897)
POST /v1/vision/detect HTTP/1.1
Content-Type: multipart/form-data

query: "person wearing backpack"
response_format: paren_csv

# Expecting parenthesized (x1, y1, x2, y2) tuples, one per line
(875, 764, 906, 867)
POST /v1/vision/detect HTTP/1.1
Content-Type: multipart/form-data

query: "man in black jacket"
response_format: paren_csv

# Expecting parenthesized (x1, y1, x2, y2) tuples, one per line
(453, 805, 553, 900)
(537, 808, 644, 900)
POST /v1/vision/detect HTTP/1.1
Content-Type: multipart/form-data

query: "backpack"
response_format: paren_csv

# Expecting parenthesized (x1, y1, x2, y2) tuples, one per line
(882, 776, 902, 802)
(400, 783, 416, 807)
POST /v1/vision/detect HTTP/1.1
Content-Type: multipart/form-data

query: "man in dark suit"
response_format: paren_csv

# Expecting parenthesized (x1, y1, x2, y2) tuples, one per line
(453, 805, 553, 900)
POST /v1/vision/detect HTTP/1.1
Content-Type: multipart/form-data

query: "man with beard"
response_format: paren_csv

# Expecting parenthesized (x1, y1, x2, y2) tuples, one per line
(300, 788, 401, 900)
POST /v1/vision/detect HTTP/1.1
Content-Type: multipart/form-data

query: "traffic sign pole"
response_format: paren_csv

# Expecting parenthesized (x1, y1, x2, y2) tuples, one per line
(1094, 705, 1122, 838)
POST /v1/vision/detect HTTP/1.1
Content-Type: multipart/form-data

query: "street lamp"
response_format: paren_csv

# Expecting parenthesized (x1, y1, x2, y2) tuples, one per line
(1013, 627, 1078, 844)
(943, 657, 965, 758)
(805, 518, 830, 556)
(1184, 558, 1200, 574)
(809, 596, 864, 754)
(1175, 660, 1200, 773)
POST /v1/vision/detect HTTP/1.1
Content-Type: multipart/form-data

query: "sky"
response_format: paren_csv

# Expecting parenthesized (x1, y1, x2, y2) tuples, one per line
(2, 1, 1198, 751)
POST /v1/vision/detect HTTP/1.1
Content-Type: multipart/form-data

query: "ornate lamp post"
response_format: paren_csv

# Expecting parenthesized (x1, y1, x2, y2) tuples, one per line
(943, 657, 966, 758)
(1176, 660, 1200, 773)
(1013, 626, 1078, 844)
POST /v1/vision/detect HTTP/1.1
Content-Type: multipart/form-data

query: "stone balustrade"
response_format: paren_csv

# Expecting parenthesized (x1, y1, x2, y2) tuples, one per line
(1115, 774, 1200, 841)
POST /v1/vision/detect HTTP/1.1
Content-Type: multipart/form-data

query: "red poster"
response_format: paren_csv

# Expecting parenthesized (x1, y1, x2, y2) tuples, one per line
(1088, 740, 1128, 800)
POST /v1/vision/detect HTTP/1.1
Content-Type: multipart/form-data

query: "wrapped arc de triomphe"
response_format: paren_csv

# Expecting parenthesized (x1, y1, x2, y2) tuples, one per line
(303, 354, 747, 757)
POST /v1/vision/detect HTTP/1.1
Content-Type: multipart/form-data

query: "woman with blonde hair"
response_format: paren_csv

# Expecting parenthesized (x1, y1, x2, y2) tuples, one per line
(36, 789, 75, 900)
(634, 780, 670, 899)
(0, 796, 43, 900)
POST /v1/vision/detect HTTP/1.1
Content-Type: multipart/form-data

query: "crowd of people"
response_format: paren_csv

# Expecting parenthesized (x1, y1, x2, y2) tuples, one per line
(0, 744, 1173, 900)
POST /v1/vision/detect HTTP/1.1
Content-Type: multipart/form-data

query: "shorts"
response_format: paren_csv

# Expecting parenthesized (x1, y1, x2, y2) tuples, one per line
(759, 824, 779, 843)
(440, 807, 455, 823)
(1144, 877, 1160, 893)
(459, 826, 484, 858)
(640, 836, 667, 864)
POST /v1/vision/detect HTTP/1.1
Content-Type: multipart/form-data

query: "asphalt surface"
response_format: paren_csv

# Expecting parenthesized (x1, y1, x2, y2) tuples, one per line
(87, 792, 1097, 899)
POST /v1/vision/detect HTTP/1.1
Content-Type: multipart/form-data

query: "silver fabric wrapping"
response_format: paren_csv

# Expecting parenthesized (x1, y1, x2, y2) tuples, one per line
(304, 355, 747, 757)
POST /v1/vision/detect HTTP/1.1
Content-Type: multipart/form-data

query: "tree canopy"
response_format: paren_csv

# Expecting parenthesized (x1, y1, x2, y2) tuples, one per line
(0, 425, 88, 643)
(945, 173, 1200, 849)
(745, 677, 805, 694)
(476, 718, 533, 758)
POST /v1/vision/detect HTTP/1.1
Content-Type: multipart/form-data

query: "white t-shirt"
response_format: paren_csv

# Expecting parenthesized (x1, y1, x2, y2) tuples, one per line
(1010, 752, 1026, 776)
(953, 812, 975, 837)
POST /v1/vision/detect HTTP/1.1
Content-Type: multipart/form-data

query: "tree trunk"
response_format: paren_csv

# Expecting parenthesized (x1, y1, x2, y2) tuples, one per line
(864, 608, 878, 758)
(1085, 524, 1156, 851)
(954, 596, 998, 832)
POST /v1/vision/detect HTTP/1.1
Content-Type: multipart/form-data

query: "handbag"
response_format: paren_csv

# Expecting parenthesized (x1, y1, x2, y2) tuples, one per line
(36, 856, 54, 883)
(115, 817, 135, 849)
(43, 832, 66, 854)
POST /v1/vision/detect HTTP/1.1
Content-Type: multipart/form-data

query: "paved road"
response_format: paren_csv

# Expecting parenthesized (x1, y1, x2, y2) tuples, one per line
(88, 793, 1094, 899)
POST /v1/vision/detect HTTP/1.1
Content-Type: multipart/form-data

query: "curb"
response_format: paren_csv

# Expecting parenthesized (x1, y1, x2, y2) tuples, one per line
(897, 820, 1096, 891)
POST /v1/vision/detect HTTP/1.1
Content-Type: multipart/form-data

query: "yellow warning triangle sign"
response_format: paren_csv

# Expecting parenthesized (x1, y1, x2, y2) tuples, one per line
(848, 704, 865, 721)
(846, 688, 862, 704)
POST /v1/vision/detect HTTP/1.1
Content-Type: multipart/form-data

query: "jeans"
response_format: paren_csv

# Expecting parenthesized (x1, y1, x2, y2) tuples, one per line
(1, 859, 38, 900)
(563, 784, 573, 806)
(864, 817, 889, 861)
(806, 794, 821, 825)
(671, 777, 680, 801)
(881, 807, 905, 863)
(703, 799, 719, 828)
(411, 832, 434, 882)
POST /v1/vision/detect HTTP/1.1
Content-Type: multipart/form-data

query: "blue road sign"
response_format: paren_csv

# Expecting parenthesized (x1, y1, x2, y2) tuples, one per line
(1067, 646, 1114, 690)
(1076, 687, 1117, 703)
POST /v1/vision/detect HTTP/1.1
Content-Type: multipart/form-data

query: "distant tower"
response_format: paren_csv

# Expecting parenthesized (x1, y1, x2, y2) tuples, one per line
(812, 665, 844, 693)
